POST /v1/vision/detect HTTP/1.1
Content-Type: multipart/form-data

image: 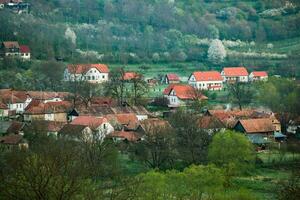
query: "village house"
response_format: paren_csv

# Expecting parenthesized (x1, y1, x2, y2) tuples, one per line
(1, 41, 30, 59)
(163, 84, 208, 107)
(136, 118, 172, 137)
(0, 134, 28, 149)
(188, 71, 223, 91)
(58, 124, 92, 141)
(24, 121, 66, 137)
(122, 72, 141, 81)
(0, 89, 71, 115)
(0, 121, 24, 135)
(70, 116, 114, 140)
(249, 71, 268, 82)
(221, 67, 249, 83)
(107, 131, 141, 142)
(197, 116, 226, 134)
(105, 113, 139, 131)
(0, 102, 9, 118)
(23, 101, 72, 122)
(64, 64, 109, 83)
(163, 73, 180, 84)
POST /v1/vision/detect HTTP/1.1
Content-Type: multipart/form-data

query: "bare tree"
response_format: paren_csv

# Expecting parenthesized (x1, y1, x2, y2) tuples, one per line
(227, 82, 253, 110)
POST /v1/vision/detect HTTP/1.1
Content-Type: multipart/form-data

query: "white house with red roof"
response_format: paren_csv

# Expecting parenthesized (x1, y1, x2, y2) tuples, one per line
(163, 73, 180, 84)
(163, 84, 208, 107)
(249, 71, 268, 82)
(1, 41, 31, 59)
(221, 67, 249, 83)
(70, 116, 114, 139)
(188, 71, 223, 91)
(19, 45, 30, 59)
(64, 64, 109, 83)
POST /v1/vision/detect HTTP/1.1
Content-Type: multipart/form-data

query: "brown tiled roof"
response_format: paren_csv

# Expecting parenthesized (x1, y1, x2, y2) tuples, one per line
(108, 131, 140, 142)
(27, 121, 66, 132)
(24, 101, 72, 114)
(58, 124, 88, 136)
(6, 121, 24, 134)
(237, 118, 275, 133)
(0, 134, 23, 145)
(166, 73, 180, 81)
(198, 116, 225, 129)
(123, 72, 141, 80)
(139, 118, 172, 133)
(105, 113, 139, 130)
(3, 41, 20, 49)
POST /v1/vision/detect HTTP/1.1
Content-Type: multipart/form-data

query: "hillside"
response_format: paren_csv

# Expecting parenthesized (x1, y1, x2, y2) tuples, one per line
(0, 0, 300, 89)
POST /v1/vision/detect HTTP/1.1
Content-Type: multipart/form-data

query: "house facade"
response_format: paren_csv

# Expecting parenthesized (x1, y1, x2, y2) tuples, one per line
(64, 64, 109, 83)
(163, 84, 208, 107)
(221, 67, 249, 83)
(1, 41, 30, 59)
(249, 71, 268, 82)
(188, 71, 223, 91)
(163, 73, 180, 84)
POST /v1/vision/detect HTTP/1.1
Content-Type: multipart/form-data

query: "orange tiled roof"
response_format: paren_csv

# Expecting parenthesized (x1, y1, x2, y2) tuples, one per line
(223, 67, 249, 76)
(252, 71, 268, 77)
(123, 72, 141, 80)
(71, 116, 107, 128)
(237, 118, 275, 133)
(166, 73, 180, 81)
(20, 45, 30, 53)
(164, 84, 208, 100)
(67, 64, 109, 74)
(108, 131, 140, 142)
(106, 113, 139, 130)
(24, 101, 72, 114)
(193, 71, 223, 81)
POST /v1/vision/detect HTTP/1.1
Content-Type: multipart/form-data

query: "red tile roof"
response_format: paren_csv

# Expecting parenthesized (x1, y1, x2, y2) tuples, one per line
(237, 118, 275, 133)
(0, 90, 28, 103)
(71, 116, 107, 128)
(164, 84, 208, 100)
(223, 67, 249, 76)
(108, 131, 140, 142)
(166, 73, 180, 81)
(67, 64, 109, 74)
(0, 134, 23, 145)
(123, 72, 141, 80)
(3, 41, 19, 49)
(252, 71, 268, 77)
(192, 71, 223, 81)
(24, 101, 72, 114)
(19, 45, 30, 53)
(106, 113, 139, 130)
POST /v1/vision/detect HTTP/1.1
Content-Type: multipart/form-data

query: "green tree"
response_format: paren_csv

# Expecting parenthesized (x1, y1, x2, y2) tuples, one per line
(208, 130, 255, 185)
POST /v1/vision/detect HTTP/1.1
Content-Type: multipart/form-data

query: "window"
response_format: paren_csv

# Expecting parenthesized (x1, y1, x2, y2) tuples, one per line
(92, 76, 95, 80)
(103, 124, 106, 129)
(102, 75, 105, 79)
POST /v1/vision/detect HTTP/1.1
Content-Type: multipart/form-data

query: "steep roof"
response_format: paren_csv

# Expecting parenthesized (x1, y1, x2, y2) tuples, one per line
(0, 89, 28, 103)
(198, 116, 225, 129)
(164, 84, 208, 100)
(192, 71, 223, 81)
(71, 116, 107, 128)
(19, 45, 30, 53)
(27, 121, 66, 132)
(108, 131, 140, 142)
(237, 118, 275, 133)
(67, 64, 109, 74)
(222, 67, 249, 76)
(251, 71, 268, 77)
(166, 73, 180, 81)
(3, 41, 19, 49)
(6, 121, 24, 134)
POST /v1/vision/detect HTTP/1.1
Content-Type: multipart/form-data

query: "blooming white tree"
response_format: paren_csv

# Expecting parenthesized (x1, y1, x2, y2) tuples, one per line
(64, 27, 77, 46)
(208, 39, 226, 64)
